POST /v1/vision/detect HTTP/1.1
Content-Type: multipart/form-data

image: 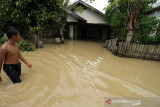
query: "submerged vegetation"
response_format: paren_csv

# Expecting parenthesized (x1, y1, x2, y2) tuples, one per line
(18, 41, 34, 52)
(0, 38, 34, 52)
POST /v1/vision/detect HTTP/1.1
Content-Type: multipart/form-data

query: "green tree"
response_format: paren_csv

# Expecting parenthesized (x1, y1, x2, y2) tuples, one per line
(0, 0, 63, 37)
(104, 0, 159, 43)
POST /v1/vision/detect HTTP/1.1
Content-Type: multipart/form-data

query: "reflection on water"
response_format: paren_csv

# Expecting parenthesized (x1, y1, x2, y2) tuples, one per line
(0, 40, 160, 107)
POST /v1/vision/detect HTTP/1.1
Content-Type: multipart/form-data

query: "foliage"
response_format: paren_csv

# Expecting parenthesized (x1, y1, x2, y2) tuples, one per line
(0, 38, 8, 44)
(131, 34, 160, 45)
(156, 33, 160, 43)
(0, 0, 95, 39)
(0, 0, 63, 36)
(0, 38, 34, 51)
(75, 6, 84, 13)
(18, 41, 34, 52)
(104, 0, 159, 43)
(143, 36, 157, 44)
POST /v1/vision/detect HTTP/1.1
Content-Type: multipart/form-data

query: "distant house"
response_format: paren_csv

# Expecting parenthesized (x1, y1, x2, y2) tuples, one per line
(147, 2, 160, 35)
(65, 0, 110, 41)
(148, 2, 160, 19)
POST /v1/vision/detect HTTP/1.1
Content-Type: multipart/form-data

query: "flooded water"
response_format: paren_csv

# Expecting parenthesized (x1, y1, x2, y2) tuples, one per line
(0, 40, 160, 107)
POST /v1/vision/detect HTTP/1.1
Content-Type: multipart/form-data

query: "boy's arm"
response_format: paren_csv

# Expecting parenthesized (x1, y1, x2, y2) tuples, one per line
(18, 50, 32, 68)
(0, 47, 6, 82)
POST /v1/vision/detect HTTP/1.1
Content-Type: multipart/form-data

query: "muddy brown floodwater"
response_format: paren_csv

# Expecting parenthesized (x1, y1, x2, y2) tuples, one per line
(0, 40, 160, 107)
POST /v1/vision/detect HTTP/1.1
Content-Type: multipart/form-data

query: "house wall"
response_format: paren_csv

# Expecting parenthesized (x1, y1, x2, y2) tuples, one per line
(67, 14, 78, 22)
(66, 4, 110, 41)
(69, 25, 74, 39)
(102, 28, 109, 41)
(149, 2, 160, 19)
(74, 8, 106, 24)
(148, 3, 160, 35)
(149, 9, 160, 19)
(88, 28, 98, 40)
(73, 25, 78, 39)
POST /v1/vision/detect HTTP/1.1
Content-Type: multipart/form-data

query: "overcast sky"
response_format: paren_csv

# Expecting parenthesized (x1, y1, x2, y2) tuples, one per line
(70, 0, 109, 13)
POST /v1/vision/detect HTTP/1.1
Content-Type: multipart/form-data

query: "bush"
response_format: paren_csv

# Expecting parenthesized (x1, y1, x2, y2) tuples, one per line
(0, 38, 34, 51)
(18, 41, 34, 52)
(143, 36, 156, 44)
(0, 38, 8, 44)
(143, 34, 160, 45)
(155, 33, 160, 44)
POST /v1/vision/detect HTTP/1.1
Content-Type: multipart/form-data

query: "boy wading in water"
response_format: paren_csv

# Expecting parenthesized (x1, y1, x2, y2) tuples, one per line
(0, 27, 32, 84)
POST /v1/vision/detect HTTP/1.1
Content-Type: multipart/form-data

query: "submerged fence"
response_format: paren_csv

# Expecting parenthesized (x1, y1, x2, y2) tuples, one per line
(104, 38, 160, 61)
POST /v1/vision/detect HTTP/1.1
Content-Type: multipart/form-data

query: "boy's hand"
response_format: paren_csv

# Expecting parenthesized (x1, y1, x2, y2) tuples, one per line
(27, 63, 32, 68)
(0, 76, 2, 82)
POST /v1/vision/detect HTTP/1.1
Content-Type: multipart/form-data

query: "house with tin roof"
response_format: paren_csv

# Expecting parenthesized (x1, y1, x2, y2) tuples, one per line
(65, 0, 110, 41)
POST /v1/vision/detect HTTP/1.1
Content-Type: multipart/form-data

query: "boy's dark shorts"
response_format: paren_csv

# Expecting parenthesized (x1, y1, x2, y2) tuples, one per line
(3, 62, 21, 84)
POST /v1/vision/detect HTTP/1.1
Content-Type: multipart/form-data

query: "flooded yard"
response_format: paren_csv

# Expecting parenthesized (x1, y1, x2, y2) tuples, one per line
(0, 40, 160, 107)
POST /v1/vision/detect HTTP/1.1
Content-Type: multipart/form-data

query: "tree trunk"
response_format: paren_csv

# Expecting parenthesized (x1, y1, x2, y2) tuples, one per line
(125, 30, 134, 43)
(59, 8, 67, 44)
(33, 34, 39, 49)
(60, 24, 64, 44)
(125, 0, 141, 43)
(126, 12, 134, 43)
(133, 0, 140, 29)
(156, 23, 160, 35)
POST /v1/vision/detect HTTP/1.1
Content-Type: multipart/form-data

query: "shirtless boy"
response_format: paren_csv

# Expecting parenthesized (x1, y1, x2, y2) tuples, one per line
(0, 27, 32, 84)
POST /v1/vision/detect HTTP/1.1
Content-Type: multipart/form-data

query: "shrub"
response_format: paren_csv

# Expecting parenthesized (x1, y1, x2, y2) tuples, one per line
(155, 33, 160, 45)
(143, 34, 160, 45)
(0, 38, 8, 44)
(18, 41, 34, 52)
(143, 36, 157, 45)
(0, 38, 34, 51)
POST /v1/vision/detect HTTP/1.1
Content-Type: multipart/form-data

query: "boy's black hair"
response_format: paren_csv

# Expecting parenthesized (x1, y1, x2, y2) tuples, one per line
(5, 27, 19, 39)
